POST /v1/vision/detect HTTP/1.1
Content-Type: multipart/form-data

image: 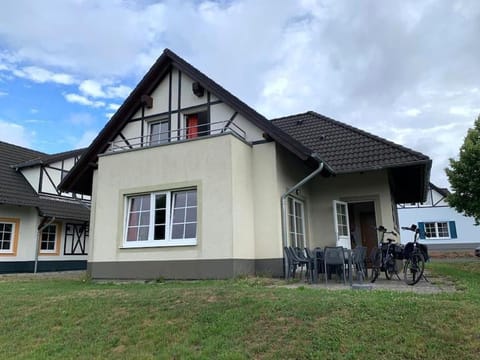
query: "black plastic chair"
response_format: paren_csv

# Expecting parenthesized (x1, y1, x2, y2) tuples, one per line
(284, 246, 298, 280)
(288, 246, 312, 282)
(352, 246, 367, 282)
(324, 246, 347, 285)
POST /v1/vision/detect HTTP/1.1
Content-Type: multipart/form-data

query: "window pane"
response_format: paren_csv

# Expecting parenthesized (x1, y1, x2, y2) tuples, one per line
(130, 197, 142, 212)
(4, 224, 12, 232)
(187, 191, 197, 207)
(41, 242, 48, 250)
(141, 196, 151, 211)
(295, 216, 303, 235)
(155, 209, 166, 225)
(174, 192, 187, 208)
(185, 223, 196, 238)
(171, 224, 184, 239)
(2, 241, 10, 250)
(139, 213, 150, 226)
(128, 212, 139, 226)
(186, 208, 197, 222)
(172, 208, 185, 224)
(154, 225, 165, 240)
(138, 226, 149, 241)
(126, 227, 138, 241)
(155, 194, 166, 209)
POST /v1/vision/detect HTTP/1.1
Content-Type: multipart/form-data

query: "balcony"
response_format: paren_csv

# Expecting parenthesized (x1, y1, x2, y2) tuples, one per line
(107, 119, 246, 153)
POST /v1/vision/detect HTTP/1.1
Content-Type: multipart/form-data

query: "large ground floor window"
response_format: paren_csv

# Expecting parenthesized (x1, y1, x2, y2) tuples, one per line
(124, 188, 197, 247)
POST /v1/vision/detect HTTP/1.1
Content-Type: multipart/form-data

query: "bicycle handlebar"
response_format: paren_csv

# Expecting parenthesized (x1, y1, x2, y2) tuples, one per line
(401, 224, 419, 233)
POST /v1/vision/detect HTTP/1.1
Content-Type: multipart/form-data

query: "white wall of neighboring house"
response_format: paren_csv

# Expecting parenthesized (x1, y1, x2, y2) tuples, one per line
(398, 185, 480, 248)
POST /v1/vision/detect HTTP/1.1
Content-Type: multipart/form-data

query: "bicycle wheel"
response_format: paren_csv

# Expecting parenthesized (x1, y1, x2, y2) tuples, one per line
(370, 247, 381, 283)
(384, 257, 398, 280)
(404, 252, 425, 285)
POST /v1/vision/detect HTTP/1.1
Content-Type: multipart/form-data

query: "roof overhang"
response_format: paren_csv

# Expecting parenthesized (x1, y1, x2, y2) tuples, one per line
(388, 160, 432, 203)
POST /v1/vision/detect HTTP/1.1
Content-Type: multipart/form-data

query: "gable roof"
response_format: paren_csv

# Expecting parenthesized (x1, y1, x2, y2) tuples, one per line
(60, 49, 328, 195)
(271, 111, 431, 203)
(13, 147, 86, 169)
(0, 141, 89, 221)
(271, 111, 431, 174)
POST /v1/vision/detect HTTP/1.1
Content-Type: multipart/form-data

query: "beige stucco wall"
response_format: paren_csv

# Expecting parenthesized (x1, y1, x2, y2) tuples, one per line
(307, 170, 396, 247)
(91, 134, 260, 263)
(0, 205, 39, 261)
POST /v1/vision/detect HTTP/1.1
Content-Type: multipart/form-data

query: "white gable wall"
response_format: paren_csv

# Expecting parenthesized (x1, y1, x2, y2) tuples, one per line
(115, 67, 264, 152)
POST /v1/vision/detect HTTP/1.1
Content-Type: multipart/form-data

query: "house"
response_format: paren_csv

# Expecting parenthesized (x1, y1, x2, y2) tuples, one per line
(0, 141, 90, 273)
(59, 49, 431, 280)
(398, 183, 480, 251)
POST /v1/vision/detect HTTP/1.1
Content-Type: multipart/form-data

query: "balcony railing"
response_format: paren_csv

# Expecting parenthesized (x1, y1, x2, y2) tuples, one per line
(107, 119, 246, 153)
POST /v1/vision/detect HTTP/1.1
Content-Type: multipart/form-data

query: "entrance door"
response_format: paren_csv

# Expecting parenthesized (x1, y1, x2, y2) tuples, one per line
(333, 200, 351, 249)
(360, 211, 377, 262)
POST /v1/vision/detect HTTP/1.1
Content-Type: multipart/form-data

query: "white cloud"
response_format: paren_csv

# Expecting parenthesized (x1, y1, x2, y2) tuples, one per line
(12, 66, 76, 85)
(107, 103, 120, 111)
(105, 112, 115, 119)
(0, 90, 7, 96)
(0, 119, 33, 147)
(403, 108, 422, 117)
(105, 85, 131, 99)
(79, 79, 105, 98)
(64, 93, 105, 108)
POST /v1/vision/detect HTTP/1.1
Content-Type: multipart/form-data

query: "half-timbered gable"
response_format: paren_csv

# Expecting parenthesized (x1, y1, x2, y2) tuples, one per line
(0, 141, 90, 273)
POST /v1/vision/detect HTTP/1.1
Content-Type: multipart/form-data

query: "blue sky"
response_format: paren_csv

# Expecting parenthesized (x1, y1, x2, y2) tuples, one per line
(1, 0, 480, 188)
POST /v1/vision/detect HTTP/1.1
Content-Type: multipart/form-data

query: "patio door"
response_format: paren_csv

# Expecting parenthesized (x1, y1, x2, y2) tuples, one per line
(287, 197, 306, 248)
(333, 200, 351, 249)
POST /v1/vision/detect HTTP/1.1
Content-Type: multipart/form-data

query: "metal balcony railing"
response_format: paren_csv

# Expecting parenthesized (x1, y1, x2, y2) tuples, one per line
(107, 119, 246, 152)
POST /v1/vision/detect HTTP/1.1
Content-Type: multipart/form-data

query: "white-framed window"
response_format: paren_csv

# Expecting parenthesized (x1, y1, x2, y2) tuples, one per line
(287, 197, 306, 248)
(40, 224, 59, 254)
(0, 222, 15, 252)
(149, 120, 169, 145)
(0, 218, 19, 255)
(424, 221, 450, 239)
(124, 188, 197, 247)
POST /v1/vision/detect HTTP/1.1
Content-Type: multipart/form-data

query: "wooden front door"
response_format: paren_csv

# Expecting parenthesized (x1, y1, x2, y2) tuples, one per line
(360, 211, 377, 264)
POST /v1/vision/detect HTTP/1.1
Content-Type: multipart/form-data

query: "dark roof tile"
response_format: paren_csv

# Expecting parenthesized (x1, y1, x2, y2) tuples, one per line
(271, 111, 430, 173)
(0, 141, 90, 221)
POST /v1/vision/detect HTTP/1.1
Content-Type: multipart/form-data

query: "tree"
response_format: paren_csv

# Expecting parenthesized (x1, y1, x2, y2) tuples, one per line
(445, 115, 480, 225)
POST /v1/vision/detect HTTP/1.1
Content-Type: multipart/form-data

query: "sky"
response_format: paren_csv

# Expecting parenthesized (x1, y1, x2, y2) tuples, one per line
(0, 0, 479, 188)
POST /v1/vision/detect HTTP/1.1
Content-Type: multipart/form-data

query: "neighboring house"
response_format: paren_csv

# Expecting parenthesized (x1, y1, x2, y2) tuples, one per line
(0, 141, 90, 273)
(398, 183, 480, 250)
(60, 49, 431, 280)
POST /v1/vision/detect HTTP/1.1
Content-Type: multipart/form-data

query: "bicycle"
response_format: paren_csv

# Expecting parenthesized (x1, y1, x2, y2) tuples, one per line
(370, 226, 402, 283)
(401, 224, 428, 285)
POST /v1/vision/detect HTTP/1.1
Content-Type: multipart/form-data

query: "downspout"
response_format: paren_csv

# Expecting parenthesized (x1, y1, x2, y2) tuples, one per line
(281, 154, 324, 279)
(34, 216, 56, 274)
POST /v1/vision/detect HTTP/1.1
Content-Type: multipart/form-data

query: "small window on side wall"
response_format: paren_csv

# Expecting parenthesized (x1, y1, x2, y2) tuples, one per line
(0, 218, 20, 255)
(40, 223, 61, 255)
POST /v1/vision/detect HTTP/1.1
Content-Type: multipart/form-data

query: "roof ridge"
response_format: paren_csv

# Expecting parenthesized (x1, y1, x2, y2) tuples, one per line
(305, 111, 429, 160)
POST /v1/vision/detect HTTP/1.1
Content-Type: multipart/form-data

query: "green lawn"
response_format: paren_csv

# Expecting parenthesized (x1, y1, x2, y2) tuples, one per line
(1, 262, 479, 359)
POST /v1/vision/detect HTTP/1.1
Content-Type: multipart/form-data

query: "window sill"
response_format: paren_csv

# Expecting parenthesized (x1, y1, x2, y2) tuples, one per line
(121, 240, 197, 249)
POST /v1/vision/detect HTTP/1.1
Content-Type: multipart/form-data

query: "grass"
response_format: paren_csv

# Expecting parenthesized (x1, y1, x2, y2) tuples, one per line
(0, 262, 479, 359)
